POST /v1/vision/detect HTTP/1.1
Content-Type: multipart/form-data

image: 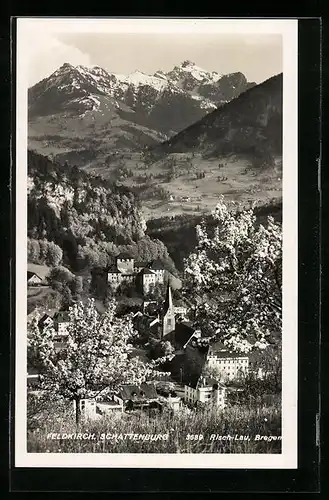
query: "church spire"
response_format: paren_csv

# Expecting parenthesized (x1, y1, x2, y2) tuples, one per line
(163, 282, 173, 314)
(162, 283, 175, 338)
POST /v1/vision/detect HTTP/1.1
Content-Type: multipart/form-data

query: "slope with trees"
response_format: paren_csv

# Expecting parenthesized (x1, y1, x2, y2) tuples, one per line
(28, 150, 177, 275)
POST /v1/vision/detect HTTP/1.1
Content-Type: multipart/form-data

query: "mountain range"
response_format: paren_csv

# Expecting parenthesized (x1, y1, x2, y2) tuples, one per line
(28, 61, 256, 166)
(154, 73, 282, 159)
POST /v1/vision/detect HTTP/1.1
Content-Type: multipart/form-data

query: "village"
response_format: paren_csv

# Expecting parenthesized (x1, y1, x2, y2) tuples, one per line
(27, 252, 271, 423)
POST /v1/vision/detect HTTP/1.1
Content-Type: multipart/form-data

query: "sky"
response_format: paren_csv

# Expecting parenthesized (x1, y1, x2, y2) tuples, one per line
(21, 19, 283, 87)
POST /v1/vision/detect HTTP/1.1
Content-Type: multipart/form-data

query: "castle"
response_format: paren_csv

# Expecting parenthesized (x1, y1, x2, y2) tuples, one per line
(107, 253, 165, 294)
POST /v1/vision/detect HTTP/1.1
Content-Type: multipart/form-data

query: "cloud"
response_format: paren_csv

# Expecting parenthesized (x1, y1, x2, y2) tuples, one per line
(27, 29, 93, 86)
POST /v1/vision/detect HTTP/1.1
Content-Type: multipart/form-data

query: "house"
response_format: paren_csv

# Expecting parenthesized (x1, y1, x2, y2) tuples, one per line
(27, 272, 44, 286)
(206, 341, 249, 381)
(184, 375, 226, 409)
(74, 395, 124, 421)
(27, 264, 50, 286)
(53, 311, 70, 336)
(38, 313, 54, 329)
(142, 300, 158, 315)
(119, 382, 159, 410)
(158, 395, 182, 413)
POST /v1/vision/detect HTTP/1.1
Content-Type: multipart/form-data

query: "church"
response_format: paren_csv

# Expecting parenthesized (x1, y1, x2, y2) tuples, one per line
(154, 284, 199, 349)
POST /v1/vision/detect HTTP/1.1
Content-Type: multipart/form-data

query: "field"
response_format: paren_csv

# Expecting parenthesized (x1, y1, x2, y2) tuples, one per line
(27, 398, 281, 454)
(83, 152, 282, 220)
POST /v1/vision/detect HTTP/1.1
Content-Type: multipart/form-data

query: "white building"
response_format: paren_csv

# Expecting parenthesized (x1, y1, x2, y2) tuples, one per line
(107, 255, 166, 294)
(206, 341, 249, 381)
(27, 272, 43, 286)
(184, 376, 226, 409)
(74, 395, 124, 421)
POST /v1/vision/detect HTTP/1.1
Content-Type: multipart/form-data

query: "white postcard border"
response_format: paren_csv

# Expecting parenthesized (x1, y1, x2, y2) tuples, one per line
(15, 17, 298, 469)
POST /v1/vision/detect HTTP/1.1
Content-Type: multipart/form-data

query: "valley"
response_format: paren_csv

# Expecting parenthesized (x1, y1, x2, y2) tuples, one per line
(83, 151, 282, 219)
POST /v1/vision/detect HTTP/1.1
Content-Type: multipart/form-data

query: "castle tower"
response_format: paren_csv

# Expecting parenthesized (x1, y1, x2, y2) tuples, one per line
(162, 284, 175, 338)
(116, 252, 134, 274)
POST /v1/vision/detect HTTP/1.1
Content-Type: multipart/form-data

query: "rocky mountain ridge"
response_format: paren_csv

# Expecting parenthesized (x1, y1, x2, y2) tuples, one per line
(28, 61, 256, 146)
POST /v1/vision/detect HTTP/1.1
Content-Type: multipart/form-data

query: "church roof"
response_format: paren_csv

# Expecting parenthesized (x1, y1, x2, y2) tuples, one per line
(172, 322, 196, 349)
(163, 284, 173, 313)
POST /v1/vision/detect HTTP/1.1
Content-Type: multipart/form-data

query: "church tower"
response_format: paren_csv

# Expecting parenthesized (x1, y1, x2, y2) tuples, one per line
(162, 284, 175, 338)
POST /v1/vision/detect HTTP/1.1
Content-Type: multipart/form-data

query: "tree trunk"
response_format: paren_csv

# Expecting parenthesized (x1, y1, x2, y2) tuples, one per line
(75, 397, 81, 427)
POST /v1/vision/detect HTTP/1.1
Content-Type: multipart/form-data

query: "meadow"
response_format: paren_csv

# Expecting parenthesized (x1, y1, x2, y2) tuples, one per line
(83, 152, 282, 219)
(27, 398, 281, 454)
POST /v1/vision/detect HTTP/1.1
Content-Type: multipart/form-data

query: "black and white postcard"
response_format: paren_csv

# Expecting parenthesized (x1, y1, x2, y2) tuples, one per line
(15, 18, 298, 468)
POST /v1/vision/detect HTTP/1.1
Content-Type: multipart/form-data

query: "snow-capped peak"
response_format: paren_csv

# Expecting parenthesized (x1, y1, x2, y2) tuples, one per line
(168, 61, 223, 84)
(114, 70, 168, 92)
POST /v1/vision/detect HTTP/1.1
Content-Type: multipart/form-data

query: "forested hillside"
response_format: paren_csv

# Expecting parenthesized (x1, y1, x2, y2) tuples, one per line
(27, 151, 176, 272)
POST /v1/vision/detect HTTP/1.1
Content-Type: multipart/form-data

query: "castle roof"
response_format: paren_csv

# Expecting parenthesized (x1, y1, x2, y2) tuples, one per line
(138, 268, 155, 275)
(134, 261, 148, 268)
(148, 259, 165, 271)
(107, 265, 121, 274)
(116, 252, 134, 260)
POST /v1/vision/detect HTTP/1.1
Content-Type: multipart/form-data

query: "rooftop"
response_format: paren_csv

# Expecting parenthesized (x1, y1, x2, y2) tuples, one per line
(53, 311, 70, 323)
(27, 271, 42, 280)
(208, 340, 249, 359)
(116, 252, 134, 260)
(27, 263, 50, 280)
(119, 383, 158, 401)
(197, 376, 225, 390)
(173, 322, 197, 349)
(134, 261, 148, 268)
(138, 268, 155, 276)
(148, 259, 165, 271)
(187, 375, 225, 390)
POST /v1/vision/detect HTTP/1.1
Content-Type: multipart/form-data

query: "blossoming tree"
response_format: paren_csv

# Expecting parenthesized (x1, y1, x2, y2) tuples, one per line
(183, 197, 282, 352)
(28, 298, 163, 424)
